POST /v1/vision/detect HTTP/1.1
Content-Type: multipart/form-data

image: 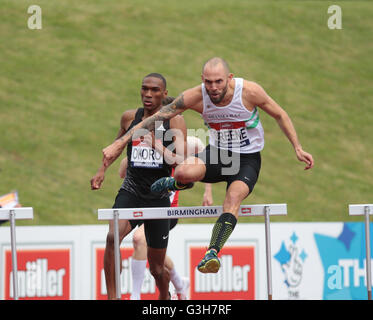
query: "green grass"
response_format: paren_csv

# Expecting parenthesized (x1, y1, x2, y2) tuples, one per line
(1, 0, 372, 225)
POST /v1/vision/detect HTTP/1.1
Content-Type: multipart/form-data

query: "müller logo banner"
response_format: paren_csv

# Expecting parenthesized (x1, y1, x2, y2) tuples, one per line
(190, 246, 255, 300)
(4, 249, 71, 300)
(95, 248, 158, 300)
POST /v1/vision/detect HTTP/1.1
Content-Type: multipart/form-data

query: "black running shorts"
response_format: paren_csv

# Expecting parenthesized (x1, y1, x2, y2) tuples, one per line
(196, 145, 261, 193)
(112, 189, 177, 249)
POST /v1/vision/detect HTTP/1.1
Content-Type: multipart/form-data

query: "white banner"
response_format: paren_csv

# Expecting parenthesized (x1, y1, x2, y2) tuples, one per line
(0, 222, 371, 300)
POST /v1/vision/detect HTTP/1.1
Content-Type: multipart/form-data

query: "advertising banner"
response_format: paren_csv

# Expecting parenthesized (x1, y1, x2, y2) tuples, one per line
(190, 246, 255, 300)
(0, 222, 371, 300)
(3, 248, 71, 300)
(0, 226, 81, 300)
(94, 247, 158, 300)
(271, 222, 373, 300)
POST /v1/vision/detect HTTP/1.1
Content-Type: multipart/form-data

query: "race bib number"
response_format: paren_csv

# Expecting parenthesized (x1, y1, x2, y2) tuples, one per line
(130, 138, 163, 168)
(209, 121, 250, 149)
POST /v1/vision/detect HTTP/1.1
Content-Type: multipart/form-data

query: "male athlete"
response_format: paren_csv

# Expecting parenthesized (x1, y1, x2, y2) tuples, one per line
(119, 135, 212, 300)
(100, 57, 314, 274)
(90, 73, 188, 299)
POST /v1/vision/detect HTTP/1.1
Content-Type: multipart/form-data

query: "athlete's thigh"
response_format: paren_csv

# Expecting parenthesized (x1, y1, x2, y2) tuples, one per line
(196, 145, 227, 183)
(112, 189, 142, 236)
(134, 223, 145, 238)
(227, 161, 260, 195)
(144, 219, 171, 249)
(137, 196, 171, 249)
(108, 219, 132, 242)
(174, 155, 206, 182)
(132, 223, 146, 245)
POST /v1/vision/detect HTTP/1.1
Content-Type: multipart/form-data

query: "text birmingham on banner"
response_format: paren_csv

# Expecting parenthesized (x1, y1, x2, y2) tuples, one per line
(167, 208, 218, 217)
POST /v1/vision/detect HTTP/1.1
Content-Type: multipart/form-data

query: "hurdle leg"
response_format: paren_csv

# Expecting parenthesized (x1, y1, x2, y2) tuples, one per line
(264, 206, 273, 300)
(364, 206, 372, 300)
(9, 209, 19, 300)
(113, 210, 121, 300)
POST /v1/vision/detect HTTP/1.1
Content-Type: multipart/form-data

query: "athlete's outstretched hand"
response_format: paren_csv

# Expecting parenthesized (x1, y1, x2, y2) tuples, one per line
(90, 170, 105, 190)
(102, 138, 127, 168)
(202, 183, 213, 206)
(295, 148, 314, 170)
(202, 193, 213, 206)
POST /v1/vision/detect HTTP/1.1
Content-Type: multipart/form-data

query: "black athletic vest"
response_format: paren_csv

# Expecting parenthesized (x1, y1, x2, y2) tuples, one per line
(121, 108, 173, 199)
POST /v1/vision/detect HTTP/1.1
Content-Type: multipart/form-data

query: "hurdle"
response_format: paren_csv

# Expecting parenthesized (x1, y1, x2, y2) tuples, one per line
(98, 203, 287, 300)
(0, 207, 34, 300)
(349, 204, 372, 300)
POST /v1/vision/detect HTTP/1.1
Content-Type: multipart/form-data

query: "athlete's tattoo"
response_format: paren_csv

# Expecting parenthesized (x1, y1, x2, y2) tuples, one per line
(119, 127, 134, 142)
(174, 94, 186, 110)
(119, 94, 186, 142)
(159, 94, 186, 115)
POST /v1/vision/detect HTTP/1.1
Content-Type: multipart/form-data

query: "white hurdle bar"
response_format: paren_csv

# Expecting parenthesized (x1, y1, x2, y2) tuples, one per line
(349, 204, 373, 300)
(98, 203, 287, 300)
(0, 207, 34, 300)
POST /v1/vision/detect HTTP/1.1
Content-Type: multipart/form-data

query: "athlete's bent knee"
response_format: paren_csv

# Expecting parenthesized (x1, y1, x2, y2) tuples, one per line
(175, 164, 204, 184)
(225, 192, 245, 206)
(132, 232, 146, 250)
(174, 167, 190, 184)
(149, 264, 164, 281)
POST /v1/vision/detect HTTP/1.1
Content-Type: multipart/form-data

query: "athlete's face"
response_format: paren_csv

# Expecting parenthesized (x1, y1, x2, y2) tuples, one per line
(141, 77, 167, 112)
(202, 65, 233, 104)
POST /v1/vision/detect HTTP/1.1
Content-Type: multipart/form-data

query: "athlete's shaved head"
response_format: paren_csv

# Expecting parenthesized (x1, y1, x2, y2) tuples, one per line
(201, 57, 233, 104)
(202, 57, 230, 75)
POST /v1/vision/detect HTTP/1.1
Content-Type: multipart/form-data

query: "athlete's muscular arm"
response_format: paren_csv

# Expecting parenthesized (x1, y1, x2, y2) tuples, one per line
(118, 157, 128, 179)
(90, 110, 135, 190)
(245, 81, 314, 170)
(202, 183, 213, 206)
(102, 86, 203, 167)
(157, 115, 188, 166)
(143, 115, 188, 167)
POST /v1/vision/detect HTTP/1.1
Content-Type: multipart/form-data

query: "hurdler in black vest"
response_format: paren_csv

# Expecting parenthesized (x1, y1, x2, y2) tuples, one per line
(121, 108, 174, 200)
